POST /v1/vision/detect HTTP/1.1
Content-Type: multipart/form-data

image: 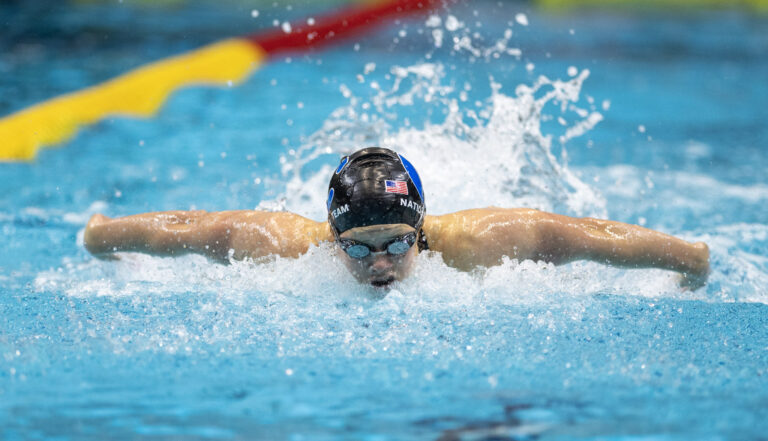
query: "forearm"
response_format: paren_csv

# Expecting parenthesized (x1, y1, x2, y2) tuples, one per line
(541, 216, 709, 276)
(84, 210, 330, 261)
(84, 211, 230, 259)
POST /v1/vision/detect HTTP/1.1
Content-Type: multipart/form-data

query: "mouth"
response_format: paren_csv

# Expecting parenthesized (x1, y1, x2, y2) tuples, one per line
(370, 277, 396, 288)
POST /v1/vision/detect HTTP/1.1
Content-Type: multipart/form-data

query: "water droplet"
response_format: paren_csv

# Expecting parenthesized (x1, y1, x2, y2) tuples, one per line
(445, 15, 462, 31)
(425, 14, 441, 27)
(432, 29, 444, 48)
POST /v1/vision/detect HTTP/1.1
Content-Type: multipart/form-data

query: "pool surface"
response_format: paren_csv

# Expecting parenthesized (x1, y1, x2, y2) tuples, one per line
(2, 1, 767, 439)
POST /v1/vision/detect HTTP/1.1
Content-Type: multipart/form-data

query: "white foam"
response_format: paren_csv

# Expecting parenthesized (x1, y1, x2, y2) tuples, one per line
(281, 61, 605, 221)
(35, 242, 694, 312)
(599, 164, 768, 205)
(33, 218, 767, 358)
(5, 201, 108, 228)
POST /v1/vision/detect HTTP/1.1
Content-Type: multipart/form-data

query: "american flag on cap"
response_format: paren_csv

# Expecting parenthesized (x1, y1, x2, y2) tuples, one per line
(385, 180, 408, 195)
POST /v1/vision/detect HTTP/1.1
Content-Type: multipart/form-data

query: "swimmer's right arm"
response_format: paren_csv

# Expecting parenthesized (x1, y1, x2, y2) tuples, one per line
(84, 211, 332, 262)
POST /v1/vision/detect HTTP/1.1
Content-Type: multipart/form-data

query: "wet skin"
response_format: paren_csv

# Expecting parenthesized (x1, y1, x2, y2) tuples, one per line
(337, 224, 417, 289)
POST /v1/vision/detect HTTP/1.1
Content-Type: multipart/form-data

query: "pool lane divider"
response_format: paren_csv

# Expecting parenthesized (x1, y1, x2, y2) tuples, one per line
(0, 0, 443, 161)
(537, 0, 768, 12)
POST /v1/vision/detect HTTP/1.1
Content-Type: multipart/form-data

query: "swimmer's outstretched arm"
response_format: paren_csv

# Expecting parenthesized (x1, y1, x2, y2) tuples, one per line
(84, 210, 332, 262)
(425, 208, 709, 287)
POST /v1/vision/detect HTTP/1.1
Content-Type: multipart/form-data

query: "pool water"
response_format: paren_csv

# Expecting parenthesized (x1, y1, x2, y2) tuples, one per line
(2, 1, 767, 440)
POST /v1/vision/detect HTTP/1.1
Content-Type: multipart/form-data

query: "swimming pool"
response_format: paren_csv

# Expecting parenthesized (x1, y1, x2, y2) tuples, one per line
(2, 1, 767, 439)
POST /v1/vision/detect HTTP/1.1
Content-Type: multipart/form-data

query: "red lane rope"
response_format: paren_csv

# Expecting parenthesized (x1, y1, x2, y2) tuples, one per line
(250, 0, 442, 56)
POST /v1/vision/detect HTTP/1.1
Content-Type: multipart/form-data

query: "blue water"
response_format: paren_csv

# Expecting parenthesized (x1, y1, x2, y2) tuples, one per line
(2, 1, 767, 440)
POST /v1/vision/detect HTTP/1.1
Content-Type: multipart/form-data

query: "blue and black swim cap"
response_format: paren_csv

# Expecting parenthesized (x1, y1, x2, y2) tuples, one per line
(327, 147, 425, 235)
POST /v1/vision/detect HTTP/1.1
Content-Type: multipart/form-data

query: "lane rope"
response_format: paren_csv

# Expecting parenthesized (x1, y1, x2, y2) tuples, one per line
(0, 0, 441, 161)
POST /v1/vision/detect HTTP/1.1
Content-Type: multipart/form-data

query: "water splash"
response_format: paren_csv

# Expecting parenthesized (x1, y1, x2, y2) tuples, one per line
(33, 242, 697, 357)
(280, 61, 606, 221)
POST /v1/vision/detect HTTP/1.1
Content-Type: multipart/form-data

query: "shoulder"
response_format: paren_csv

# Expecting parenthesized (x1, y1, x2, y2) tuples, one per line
(423, 207, 544, 238)
(224, 210, 333, 258)
(225, 210, 329, 232)
(422, 207, 545, 269)
(207, 210, 322, 226)
(427, 206, 542, 222)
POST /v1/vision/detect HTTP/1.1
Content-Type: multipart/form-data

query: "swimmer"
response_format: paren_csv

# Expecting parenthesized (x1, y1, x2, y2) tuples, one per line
(84, 147, 710, 289)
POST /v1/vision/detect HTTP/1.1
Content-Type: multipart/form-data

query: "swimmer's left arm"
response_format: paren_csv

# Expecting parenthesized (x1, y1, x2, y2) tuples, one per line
(530, 211, 709, 284)
(426, 208, 709, 287)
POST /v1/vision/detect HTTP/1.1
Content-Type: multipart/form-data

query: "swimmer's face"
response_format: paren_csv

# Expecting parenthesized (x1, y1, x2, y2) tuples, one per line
(337, 224, 418, 289)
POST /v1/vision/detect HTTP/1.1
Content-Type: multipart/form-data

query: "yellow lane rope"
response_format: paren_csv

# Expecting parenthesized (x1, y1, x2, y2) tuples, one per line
(0, 39, 264, 161)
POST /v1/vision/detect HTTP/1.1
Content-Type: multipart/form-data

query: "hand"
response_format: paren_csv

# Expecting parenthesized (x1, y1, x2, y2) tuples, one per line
(84, 213, 116, 257)
(677, 270, 708, 291)
(86, 213, 110, 228)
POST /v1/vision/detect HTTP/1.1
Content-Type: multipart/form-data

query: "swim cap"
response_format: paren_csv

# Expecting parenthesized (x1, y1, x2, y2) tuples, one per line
(327, 147, 425, 235)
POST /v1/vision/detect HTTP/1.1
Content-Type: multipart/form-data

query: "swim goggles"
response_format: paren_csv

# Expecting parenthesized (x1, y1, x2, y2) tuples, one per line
(336, 231, 417, 259)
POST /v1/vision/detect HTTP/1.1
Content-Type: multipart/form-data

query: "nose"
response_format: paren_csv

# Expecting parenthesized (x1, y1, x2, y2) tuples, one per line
(367, 252, 394, 274)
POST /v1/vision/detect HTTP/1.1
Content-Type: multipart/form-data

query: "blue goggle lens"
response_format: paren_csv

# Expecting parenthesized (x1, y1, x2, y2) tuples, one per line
(339, 232, 417, 259)
(345, 244, 371, 259)
(386, 240, 412, 255)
